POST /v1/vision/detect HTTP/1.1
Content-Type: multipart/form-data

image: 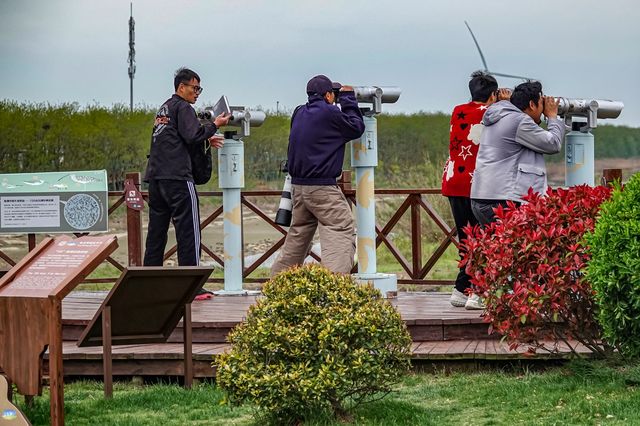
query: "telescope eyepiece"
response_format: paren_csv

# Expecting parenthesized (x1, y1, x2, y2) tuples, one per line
(197, 110, 214, 120)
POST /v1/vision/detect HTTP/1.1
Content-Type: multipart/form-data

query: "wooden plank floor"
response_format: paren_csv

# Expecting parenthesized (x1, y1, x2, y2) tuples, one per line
(63, 291, 483, 323)
(52, 291, 592, 377)
(44, 340, 592, 378)
(62, 291, 488, 341)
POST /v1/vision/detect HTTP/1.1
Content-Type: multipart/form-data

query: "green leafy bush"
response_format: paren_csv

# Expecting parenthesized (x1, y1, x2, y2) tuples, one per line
(216, 264, 411, 424)
(586, 173, 640, 357)
(463, 186, 613, 356)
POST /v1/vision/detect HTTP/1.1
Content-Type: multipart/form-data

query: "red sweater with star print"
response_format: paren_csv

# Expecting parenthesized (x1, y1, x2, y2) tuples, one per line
(441, 101, 488, 197)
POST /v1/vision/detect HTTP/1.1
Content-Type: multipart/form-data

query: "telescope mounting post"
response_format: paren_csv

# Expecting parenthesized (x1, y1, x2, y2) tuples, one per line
(558, 98, 624, 187)
(213, 106, 265, 296)
(350, 87, 401, 298)
(565, 119, 595, 186)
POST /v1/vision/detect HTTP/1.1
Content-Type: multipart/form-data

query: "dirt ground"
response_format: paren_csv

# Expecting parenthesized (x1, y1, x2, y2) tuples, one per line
(546, 157, 640, 186)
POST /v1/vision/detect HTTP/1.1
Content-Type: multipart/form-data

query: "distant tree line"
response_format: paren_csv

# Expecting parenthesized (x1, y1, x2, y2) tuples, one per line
(1, 101, 638, 189)
(0, 101, 150, 189)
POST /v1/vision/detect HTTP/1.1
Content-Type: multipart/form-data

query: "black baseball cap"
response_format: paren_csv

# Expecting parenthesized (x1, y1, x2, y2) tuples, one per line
(306, 75, 342, 95)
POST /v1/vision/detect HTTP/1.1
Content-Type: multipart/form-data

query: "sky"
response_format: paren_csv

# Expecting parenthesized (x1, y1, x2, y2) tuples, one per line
(1, 0, 639, 126)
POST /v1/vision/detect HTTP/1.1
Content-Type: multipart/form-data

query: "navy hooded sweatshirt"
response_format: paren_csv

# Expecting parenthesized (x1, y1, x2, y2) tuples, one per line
(288, 91, 365, 185)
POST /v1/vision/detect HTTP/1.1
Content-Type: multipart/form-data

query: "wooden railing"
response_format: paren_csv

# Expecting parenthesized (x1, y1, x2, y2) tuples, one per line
(0, 172, 459, 287)
(6, 168, 617, 288)
(153, 170, 459, 286)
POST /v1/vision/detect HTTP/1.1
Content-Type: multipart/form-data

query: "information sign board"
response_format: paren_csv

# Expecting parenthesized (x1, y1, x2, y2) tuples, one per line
(0, 170, 108, 233)
(0, 235, 117, 426)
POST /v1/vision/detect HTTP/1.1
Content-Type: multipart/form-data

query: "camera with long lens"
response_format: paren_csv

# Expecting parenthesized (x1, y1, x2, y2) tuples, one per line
(274, 173, 293, 227)
(274, 160, 292, 226)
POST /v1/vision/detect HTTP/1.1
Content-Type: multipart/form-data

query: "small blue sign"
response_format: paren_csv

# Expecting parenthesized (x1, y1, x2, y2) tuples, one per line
(2, 408, 18, 420)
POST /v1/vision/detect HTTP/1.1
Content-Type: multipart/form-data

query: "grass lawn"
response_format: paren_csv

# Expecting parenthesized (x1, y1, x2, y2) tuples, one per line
(15, 360, 640, 425)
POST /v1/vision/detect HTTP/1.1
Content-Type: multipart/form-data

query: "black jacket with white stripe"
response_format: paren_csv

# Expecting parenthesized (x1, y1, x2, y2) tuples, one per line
(144, 94, 217, 182)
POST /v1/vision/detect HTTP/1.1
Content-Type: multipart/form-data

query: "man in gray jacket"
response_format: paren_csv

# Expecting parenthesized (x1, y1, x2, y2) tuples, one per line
(470, 81, 565, 226)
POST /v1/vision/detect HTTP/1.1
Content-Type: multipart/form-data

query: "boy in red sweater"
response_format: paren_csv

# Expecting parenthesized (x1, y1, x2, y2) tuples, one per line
(442, 71, 509, 309)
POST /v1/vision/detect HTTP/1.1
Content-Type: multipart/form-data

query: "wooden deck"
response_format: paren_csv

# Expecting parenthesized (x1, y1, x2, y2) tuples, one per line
(61, 291, 488, 343)
(48, 291, 591, 378)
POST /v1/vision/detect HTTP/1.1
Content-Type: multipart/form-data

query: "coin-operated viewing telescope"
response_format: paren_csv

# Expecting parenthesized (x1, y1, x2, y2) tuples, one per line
(557, 98, 624, 128)
(554, 97, 624, 187)
(349, 86, 401, 297)
(353, 86, 402, 115)
(199, 96, 266, 295)
(199, 96, 266, 138)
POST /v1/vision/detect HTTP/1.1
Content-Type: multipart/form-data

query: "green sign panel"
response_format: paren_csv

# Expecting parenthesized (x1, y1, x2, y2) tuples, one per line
(0, 170, 108, 234)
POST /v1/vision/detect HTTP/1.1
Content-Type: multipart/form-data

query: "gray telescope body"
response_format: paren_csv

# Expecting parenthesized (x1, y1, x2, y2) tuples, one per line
(352, 86, 401, 114)
(229, 108, 266, 137)
(556, 98, 624, 129)
(200, 106, 265, 137)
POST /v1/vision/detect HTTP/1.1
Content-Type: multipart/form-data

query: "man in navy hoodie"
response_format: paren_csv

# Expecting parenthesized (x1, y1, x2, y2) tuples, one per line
(271, 75, 365, 275)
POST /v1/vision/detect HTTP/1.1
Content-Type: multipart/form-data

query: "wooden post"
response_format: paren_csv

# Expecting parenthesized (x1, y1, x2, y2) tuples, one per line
(27, 234, 36, 252)
(183, 303, 193, 390)
(338, 170, 352, 191)
(126, 172, 143, 266)
(411, 195, 422, 279)
(3, 374, 13, 402)
(102, 306, 113, 398)
(601, 168, 622, 187)
(48, 298, 64, 426)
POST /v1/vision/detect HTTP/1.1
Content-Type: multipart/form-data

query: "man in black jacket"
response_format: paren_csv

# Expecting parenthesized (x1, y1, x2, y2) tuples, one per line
(144, 68, 229, 298)
(271, 75, 365, 275)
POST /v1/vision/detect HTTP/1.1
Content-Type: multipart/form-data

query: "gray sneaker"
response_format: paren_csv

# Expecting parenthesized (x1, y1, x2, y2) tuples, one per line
(450, 289, 468, 307)
(465, 293, 485, 310)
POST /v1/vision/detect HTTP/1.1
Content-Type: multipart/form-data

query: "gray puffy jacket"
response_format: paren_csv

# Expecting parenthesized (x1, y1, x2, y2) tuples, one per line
(470, 101, 565, 202)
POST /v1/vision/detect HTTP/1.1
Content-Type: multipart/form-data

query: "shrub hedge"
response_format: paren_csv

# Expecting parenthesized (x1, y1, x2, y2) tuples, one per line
(216, 264, 411, 424)
(586, 173, 640, 357)
(462, 186, 613, 356)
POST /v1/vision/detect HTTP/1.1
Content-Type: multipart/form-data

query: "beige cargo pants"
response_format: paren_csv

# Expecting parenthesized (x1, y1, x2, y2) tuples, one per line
(271, 184, 355, 275)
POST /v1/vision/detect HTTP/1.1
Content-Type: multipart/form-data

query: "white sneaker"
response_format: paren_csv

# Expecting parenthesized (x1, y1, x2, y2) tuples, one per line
(465, 293, 485, 310)
(450, 289, 468, 307)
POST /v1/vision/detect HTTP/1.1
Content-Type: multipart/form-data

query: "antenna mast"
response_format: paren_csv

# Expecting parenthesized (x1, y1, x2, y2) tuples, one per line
(128, 3, 136, 112)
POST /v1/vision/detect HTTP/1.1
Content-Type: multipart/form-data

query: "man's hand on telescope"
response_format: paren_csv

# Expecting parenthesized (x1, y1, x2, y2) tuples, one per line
(497, 88, 512, 101)
(209, 134, 224, 149)
(543, 96, 560, 120)
(340, 85, 354, 92)
(214, 112, 231, 128)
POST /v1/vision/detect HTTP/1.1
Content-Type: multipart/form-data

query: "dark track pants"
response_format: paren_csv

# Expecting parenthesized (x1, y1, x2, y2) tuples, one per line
(470, 199, 519, 227)
(448, 196, 478, 293)
(143, 179, 201, 267)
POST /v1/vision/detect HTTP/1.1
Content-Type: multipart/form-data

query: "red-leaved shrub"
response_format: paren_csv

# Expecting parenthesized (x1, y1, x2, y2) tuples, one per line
(462, 185, 613, 356)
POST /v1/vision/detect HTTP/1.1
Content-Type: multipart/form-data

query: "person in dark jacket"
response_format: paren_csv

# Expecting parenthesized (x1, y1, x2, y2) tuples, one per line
(144, 68, 229, 299)
(271, 74, 365, 275)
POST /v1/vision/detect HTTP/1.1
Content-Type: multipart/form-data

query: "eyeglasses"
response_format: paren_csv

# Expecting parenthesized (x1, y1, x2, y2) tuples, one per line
(182, 83, 203, 94)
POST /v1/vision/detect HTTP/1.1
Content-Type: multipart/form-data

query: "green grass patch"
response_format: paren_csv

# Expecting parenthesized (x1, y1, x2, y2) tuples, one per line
(16, 360, 640, 425)
(17, 381, 253, 426)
